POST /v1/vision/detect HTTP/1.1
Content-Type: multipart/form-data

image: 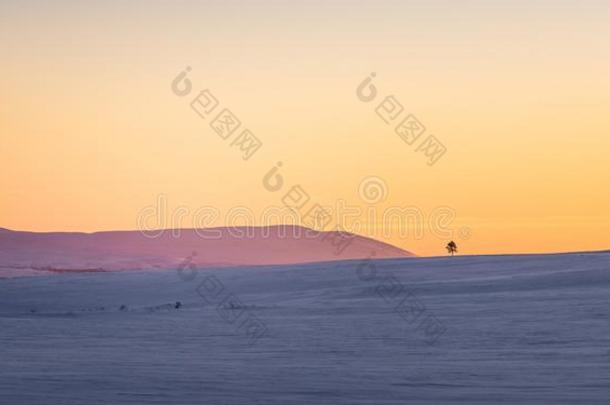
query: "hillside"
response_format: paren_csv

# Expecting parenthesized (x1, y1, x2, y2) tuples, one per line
(0, 251, 609, 403)
(0, 225, 413, 277)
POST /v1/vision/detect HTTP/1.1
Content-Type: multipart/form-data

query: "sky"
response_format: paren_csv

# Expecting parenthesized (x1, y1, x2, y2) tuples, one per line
(1, 0, 609, 256)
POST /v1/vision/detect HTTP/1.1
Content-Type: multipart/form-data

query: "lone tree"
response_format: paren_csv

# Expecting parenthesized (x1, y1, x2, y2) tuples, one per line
(446, 241, 458, 256)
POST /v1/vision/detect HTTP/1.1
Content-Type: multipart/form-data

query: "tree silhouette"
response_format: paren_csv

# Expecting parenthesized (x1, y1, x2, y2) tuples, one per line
(446, 241, 457, 256)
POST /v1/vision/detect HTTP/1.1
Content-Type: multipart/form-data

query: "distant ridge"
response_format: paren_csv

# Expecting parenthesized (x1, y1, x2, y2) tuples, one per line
(0, 225, 414, 277)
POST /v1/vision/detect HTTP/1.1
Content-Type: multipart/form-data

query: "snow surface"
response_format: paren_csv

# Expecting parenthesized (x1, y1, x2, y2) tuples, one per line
(1, 251, 609, 404)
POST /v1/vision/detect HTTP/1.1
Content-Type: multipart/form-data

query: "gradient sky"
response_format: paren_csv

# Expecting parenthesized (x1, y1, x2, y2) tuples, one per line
(1, 0, 609, 256)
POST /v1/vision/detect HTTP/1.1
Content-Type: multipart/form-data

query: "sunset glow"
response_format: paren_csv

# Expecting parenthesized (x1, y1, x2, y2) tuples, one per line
(2, 1, 609, 256)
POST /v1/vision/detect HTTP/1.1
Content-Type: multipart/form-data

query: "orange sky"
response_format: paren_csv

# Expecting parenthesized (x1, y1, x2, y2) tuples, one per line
(1, 1, 609, 256)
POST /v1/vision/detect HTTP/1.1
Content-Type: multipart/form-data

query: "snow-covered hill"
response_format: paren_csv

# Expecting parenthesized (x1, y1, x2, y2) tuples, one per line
(0, 226, 413, 277)
(1, 251, 609, 404)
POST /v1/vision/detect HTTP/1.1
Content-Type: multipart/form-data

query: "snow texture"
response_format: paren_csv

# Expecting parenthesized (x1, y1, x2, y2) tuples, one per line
(1, 251, 609, 404)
